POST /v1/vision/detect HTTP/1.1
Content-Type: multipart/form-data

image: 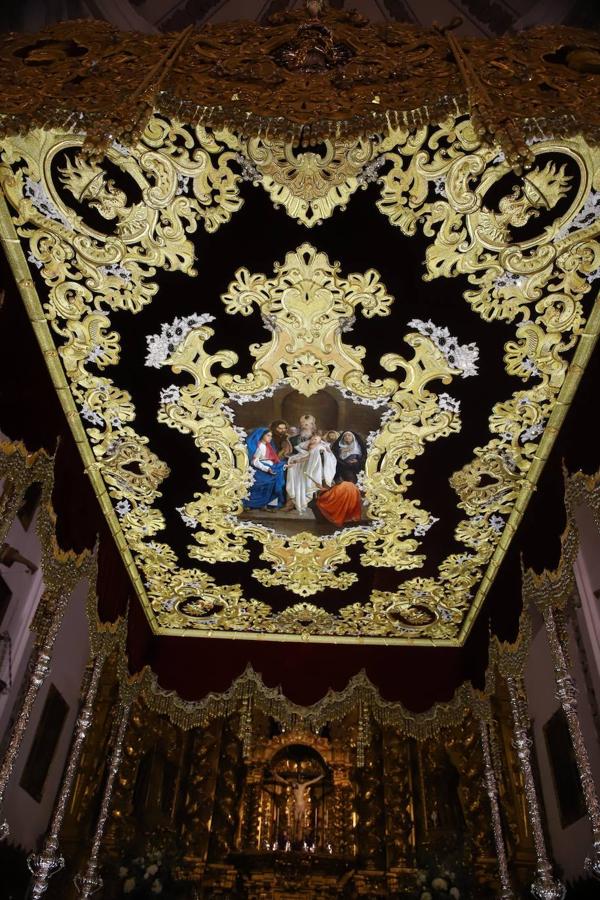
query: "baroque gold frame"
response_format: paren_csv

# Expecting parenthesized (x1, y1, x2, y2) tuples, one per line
(1, 114, 599, 645)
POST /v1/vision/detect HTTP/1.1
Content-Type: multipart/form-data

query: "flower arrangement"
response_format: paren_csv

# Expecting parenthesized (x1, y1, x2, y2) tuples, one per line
(416, 868, 461, 900)
(117, 850, 169, 897)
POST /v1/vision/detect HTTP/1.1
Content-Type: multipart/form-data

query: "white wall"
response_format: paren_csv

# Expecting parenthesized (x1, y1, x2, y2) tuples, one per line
(1, 577, 90, 850)
(1, 460, 90, 851)
(524, 501, 600, 881)
(574, 503, 600, 708)
(0, 478, 45, 737)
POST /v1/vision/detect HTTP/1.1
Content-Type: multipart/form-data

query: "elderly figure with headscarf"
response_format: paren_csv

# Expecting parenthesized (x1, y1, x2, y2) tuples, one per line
(244, 427, 287, 510)
(332, 431, 366, 484)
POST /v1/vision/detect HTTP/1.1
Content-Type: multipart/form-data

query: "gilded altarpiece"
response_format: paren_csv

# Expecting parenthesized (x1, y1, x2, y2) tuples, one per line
(52, 668, 534, 899)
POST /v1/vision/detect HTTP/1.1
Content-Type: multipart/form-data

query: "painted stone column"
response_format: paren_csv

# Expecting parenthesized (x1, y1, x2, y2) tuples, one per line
(0, 592, 68, 840)
(27, 650, 107, 897)
(506, 675, 565, 900)
(74, 696, 133, 898)
(543, 606, 600, 878)
(479, 717, 514, 899)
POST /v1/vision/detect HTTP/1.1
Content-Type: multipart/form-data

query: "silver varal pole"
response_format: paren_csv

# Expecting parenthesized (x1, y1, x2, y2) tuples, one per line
(479, 716, 514, 899)
(74, 696, 132, 898)
(27, 651, 106, 897)
(506, 675, 565, 900)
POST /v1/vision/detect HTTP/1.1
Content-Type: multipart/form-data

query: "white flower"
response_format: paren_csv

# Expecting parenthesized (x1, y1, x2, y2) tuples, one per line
(145, 313, 215, 368)
(521, 421, 544, 443)
(151, 879, 163, 894)
(438, 393, 460, 414)
(123, 877, 136, 893)
(420, 893, 433, 900)
(408, 319, 479, 377)
(111, 139, 130, 157)
(494, 270, 522, 289)
(356, 155, 386, 185)
(27, 249, 43, 270)
(177, 506, 198, 529)
(176, 173, 190, 195)
(432, 176, 446, 197)
(118, 866, 128, 878)
(450, 889, 460, 899)
(522, 357, 539, 377)
(86, 345, 104, 364)
(432, 877, 449, 891)
(145, 864, 159, 877)
(235, 152, 262, 182)
(115, 499, 131, 518)
(413, 516, 439, 537)
(556, 189, 600, 240)
(24, 175, 73, 228)
(81, 404, 105, 427)
(160, 384, 181, 405)
(586, 267, 600, 283)
(98, 263, 132, 283)
(489, 514, 505, 534)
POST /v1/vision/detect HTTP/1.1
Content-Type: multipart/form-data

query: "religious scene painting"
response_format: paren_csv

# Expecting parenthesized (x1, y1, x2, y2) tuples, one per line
(231, 386, 381, 537)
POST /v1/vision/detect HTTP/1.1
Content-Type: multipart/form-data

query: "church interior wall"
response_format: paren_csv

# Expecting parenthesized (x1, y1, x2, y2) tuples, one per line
(524, 505, 600, 881)
(1, 576, 89, 850)
(574, 503, 600, 704)
(0, 466, 90, 853)
(0, 493, 43, 739)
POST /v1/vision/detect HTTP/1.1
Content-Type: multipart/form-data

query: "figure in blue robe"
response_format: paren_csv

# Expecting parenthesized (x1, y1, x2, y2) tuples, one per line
(244, 427, 287, 510)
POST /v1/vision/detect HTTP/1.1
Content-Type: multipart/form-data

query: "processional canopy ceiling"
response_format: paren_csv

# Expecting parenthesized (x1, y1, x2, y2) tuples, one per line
(1, 10, 599, 646)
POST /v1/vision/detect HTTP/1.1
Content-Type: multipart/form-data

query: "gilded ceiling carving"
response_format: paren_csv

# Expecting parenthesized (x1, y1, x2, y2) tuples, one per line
(236, 136, 388, 227)
(153, 242, 466, 599)
(0, 18, 599, 150)
(1, 110, 599, 645)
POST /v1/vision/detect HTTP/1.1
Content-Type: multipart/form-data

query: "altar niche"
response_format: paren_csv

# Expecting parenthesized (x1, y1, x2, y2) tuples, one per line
(262, 744, 331, 852)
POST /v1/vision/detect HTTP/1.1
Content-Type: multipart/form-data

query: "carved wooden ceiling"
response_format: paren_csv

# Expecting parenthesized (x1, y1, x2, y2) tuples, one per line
(0, 11, 599, 654)
(2, 0, 596, 38)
